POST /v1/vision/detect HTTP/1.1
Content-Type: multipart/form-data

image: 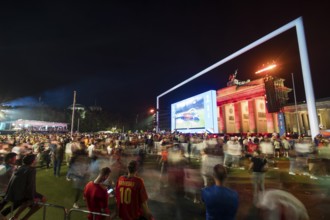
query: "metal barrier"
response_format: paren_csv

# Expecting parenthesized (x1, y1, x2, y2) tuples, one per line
(36, 202, 67, 220)
(68, 208, 111, 220)
(0, 200, 16, 219)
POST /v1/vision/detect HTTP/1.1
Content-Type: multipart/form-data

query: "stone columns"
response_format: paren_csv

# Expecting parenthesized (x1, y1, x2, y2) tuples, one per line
(234, 102, 241, 133)
(219, 106, 225, 133)
(248, 99, 256, 133)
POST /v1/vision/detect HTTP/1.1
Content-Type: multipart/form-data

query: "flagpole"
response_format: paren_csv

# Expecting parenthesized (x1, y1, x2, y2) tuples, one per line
(291, 73, 301, 136)
(70, 91, 76, 137)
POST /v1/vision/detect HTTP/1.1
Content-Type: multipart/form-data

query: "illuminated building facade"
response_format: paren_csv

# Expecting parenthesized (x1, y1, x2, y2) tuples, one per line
(217, 78, 291, 134)
(283, 98, 330, 135)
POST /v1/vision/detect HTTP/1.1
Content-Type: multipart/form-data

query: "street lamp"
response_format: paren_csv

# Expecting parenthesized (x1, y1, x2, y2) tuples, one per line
(70, 91, 76, 137)
(149, 108, 157, 131)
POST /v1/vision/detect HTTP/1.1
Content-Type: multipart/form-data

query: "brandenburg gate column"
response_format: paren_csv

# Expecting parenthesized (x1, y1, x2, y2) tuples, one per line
(234, 102, 241, 133)
(302, 113, 310, 132)
(219, 105, 225, 133)
(248, 99, 256, 133)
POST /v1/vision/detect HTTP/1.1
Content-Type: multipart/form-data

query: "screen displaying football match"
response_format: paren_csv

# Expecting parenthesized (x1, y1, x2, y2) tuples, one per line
(171, 90, 218, 133)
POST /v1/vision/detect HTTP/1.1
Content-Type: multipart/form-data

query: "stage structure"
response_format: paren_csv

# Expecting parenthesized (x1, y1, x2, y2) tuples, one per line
(0, 119, 68, 132)
(171, 90, 218, 133)
(156, 17, 319, 138)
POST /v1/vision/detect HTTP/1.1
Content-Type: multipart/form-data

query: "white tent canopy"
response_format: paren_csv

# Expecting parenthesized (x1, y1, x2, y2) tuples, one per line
(0, 119, 68, 131)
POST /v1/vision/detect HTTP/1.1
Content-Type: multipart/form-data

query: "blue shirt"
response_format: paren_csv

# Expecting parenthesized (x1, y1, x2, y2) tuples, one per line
(202, 185, 239, 220)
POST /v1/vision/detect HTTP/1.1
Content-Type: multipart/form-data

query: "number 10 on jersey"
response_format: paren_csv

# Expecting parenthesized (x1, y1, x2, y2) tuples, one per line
(119, 187, 132, 204)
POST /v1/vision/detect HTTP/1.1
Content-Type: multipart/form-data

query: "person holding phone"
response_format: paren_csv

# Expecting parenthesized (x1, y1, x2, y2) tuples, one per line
(84, 167, 111, 220)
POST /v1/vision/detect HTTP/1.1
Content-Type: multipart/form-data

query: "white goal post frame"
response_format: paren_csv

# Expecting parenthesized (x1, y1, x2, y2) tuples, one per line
(156, 17, 319, 138)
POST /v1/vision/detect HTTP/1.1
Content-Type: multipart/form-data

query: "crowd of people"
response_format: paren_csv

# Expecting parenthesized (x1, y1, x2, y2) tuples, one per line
(0, 130, 328, 219)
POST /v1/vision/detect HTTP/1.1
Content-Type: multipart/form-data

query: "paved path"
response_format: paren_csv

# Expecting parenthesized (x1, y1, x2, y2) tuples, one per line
(137, 154, 330, 220)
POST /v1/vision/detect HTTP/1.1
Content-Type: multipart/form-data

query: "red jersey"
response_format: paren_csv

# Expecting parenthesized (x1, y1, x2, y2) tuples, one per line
(115, 175, 148, 220)
(161, 150, 168, 162)
(83, 181, 110, 220)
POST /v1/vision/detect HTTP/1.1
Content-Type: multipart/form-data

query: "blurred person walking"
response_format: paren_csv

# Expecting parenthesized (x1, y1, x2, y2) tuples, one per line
(53, 141, 64, 177)
(288, 145, 297, 175)
(70, 142, 90, 209)
(159, 144, 168, 187)
(168, 149, 188, 197)
(257, 189, 309, 220)
(40, 143, 51, 169)
(249, 150, 268, 204)
(281, 136, 291, 158)
(201, 148, 212, 187)
(65, 141, 73, 166)
(294, 138, 312, 176)
(224, 137, 242, 168)
(66, 141, 81, 181)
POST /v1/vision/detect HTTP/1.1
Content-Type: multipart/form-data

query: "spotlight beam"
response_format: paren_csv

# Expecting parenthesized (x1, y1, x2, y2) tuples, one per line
(255, 64, 277, 74)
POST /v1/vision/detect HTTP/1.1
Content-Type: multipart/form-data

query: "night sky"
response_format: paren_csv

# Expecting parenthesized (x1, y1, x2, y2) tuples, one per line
(1, 1, 329, 116)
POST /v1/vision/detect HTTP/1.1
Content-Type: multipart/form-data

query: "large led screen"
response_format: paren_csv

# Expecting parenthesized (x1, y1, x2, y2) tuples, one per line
(171, 90, 218, 133)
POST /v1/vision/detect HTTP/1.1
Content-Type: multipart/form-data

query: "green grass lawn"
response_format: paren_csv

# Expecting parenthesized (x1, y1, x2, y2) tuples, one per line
(3, 165, 116, 220)
(35, 165, 87, 220)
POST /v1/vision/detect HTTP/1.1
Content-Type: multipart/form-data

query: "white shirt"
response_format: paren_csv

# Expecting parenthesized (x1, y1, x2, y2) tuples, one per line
(260, 142, 274, 154)
(11, 146, 21, 155)
(295, 143, 311, 153)
(227, 142, 242, 156)
(87, 144, 95, 157)
(65, 142, 72, 154)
